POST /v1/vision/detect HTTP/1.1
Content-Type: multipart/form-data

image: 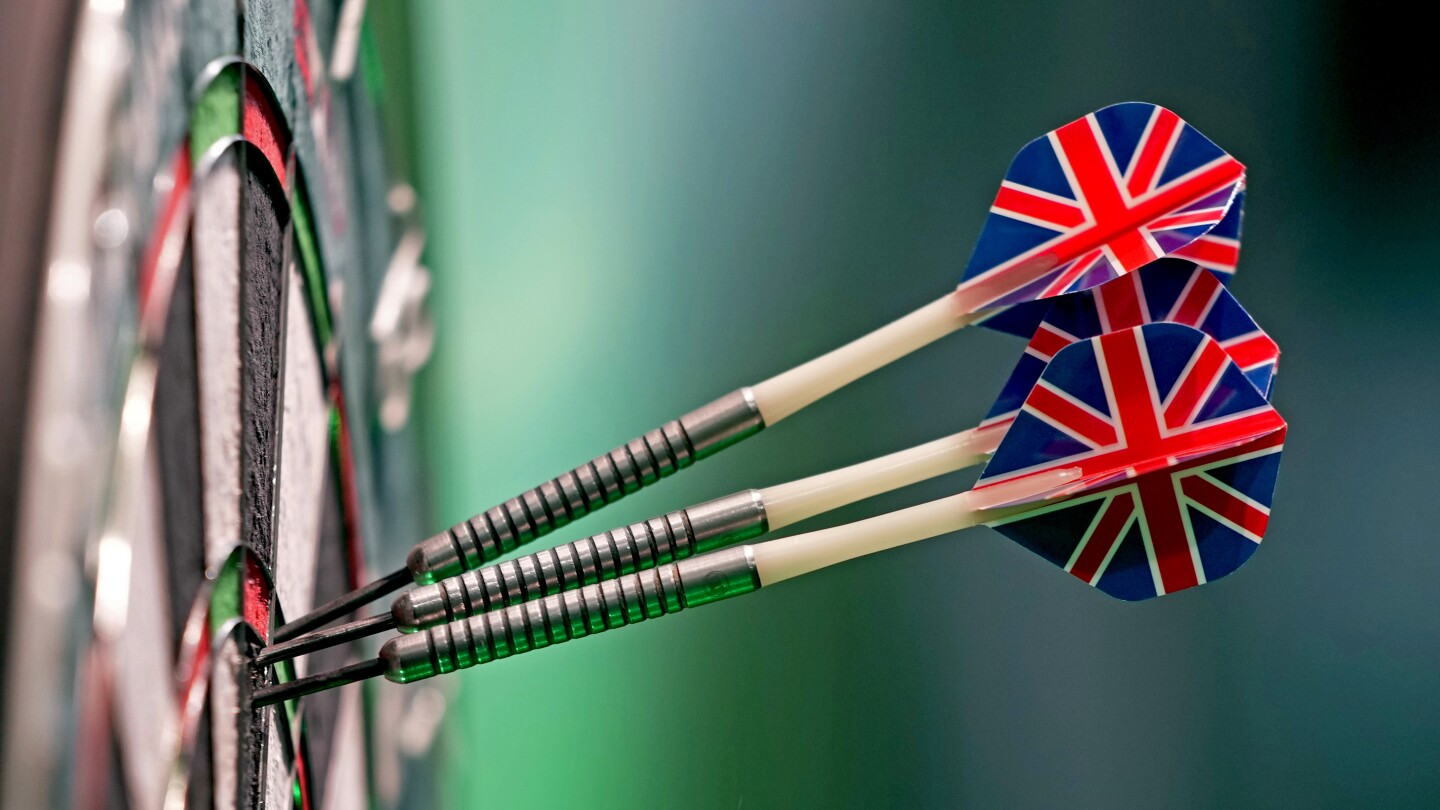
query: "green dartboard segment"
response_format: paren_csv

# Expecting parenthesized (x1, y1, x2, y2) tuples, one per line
(190, 63, 241, 162)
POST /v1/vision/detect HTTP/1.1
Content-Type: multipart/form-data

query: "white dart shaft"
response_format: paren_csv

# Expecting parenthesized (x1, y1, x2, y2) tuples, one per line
(759, 427, 1003, 530)
(386, 426, 1002, 633)
(752, 469, 1078, 585)
(753, 492, 987, 585)
(750, 293, 976, 424)
(375, 470, 1080, 686)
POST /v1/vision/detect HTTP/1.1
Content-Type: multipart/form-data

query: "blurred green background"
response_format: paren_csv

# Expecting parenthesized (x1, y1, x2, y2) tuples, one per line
(401, 2, 1438, 807)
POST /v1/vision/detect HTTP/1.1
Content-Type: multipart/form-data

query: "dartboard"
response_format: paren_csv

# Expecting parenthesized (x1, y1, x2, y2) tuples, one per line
(0, 2, 436, 808)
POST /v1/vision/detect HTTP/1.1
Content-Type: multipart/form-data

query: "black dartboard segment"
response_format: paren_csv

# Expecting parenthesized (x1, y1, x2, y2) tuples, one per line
(239, 164, 289, 570)
(155, 238, 206, 647)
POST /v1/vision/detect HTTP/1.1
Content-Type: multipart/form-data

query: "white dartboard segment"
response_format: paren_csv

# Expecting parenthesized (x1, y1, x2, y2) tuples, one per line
(193, 148, 243, 571)
(273, 262, 330, 669)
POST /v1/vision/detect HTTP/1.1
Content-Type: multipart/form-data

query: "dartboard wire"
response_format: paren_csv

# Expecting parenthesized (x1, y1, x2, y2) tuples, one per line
(270, 230, 368, 714)
(269, 176, 298, 573)
(266, 186, 331, 810)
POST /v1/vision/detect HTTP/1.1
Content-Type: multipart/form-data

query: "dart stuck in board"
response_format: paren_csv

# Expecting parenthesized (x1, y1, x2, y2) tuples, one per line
(253, 322, 1286, 706)
(258, 256, 1282, 665)
(274, 101, 1248, 644)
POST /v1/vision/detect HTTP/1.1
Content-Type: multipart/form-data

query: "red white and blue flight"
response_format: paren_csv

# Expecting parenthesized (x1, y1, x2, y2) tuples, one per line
(957, 102, 1246, 334)
(983, 260, 1279, 428)
(977, 323, 1286, 600)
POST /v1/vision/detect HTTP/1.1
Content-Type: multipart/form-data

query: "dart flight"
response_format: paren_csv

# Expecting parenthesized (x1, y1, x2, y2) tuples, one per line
(984, 258, 1277, 428)
(974, 322, 1285, 597)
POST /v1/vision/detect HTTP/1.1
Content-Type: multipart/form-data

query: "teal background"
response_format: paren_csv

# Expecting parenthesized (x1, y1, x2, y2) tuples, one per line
(403, 2, 1438, 807)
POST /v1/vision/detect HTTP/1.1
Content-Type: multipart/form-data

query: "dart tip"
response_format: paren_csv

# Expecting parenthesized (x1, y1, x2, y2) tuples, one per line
(271, 567, 411, 643)
(254, 613, 399, 667)
(250, 658, 386, 708)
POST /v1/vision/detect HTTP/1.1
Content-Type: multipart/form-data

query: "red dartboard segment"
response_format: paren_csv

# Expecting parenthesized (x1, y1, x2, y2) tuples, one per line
(244, 72, 290, 189)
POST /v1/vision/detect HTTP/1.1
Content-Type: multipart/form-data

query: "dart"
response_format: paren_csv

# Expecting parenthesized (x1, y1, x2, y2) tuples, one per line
(275, 102, 1247, 642)
(252, 323, 1286, 705)
(257, 259, 1276, 663)
(254, 427, 1005, 665)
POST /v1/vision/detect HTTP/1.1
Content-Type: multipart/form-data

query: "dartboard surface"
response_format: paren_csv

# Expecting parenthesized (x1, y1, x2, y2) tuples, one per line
(0, 1, 436, 808)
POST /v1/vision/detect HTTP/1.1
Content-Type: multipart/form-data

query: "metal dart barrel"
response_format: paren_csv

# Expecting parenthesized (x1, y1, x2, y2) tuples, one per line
(393, 489, 768, 631)
(273, 387, 763, 642)
(270, 425, 1000, 655)
(378, 546, 762, 684)
(405, 387, 764, 584)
